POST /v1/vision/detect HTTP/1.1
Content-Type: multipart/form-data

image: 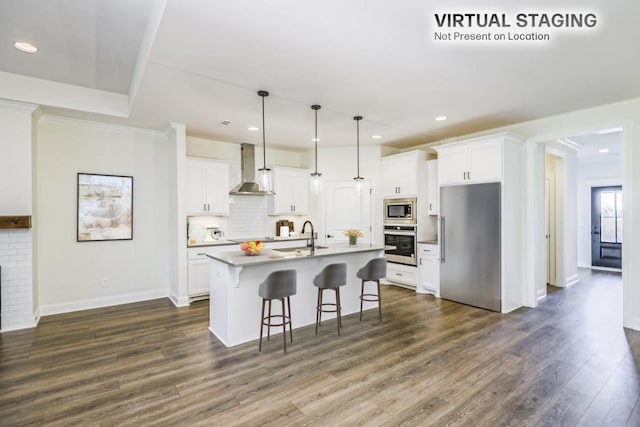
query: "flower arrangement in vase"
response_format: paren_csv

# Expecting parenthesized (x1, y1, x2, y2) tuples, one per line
(344, 229, 364, 245)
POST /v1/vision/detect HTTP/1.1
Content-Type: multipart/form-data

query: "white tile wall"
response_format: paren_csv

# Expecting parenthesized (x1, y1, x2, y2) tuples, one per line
(0, 229, 34, 331)
(187, 196, 311, 244)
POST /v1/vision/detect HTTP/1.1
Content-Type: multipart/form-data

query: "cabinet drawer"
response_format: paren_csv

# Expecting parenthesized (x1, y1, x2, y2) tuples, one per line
(386, 264, 418, 286)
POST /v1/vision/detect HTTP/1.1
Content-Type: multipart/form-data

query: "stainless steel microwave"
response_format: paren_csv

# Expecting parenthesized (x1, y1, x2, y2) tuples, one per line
(383, 197, 416, 224)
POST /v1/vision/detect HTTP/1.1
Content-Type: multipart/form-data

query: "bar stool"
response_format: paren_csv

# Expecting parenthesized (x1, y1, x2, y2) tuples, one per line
(313, 263, 347, 336)
(357, 257, 387, 322)
(258, 269, 297, 353)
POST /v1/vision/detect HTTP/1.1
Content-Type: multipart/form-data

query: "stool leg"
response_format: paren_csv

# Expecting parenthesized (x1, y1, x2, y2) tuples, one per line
(377, 280, 382, 322)
(315, 288, 322, 334)
(336, 288, 342, 336)
(359, 279, 365, 321)
(281, 298, 287, 353)
(267, 299, 272, 341)
(259, 298, 265, 352)
(287, 296, 293, 342)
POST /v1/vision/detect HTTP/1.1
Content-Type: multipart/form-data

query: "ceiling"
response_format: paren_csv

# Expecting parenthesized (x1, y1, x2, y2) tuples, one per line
(570, 129, 623, 161)
(1, 0, 639, 152)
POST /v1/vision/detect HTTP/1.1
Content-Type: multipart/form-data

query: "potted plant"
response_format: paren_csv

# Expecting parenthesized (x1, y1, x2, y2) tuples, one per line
(344, 229, 364, 245)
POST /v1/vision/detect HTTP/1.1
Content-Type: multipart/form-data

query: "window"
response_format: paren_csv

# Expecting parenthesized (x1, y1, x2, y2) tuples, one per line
(600, 190, 623, 244)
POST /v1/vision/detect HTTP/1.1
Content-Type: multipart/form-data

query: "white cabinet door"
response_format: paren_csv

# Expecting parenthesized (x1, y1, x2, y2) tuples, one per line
(188, 258, 210, 297)
(186, 162, 207, 213)
(427, 159, 438, 215)
(186, 158, 230, 215)
(204, 162, 229, 215)
(437, 146, 468, 185)
(468, 141, 502, 183)
(418, 243, 439, 296)
(382, 155, 418, 197)
(270, 167, 310, 215)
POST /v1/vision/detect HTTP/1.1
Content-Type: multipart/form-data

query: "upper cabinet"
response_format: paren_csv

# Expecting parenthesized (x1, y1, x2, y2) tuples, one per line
(426, 159, 438, 215)
(269, 166, 310, 215)
(381, 151, 427, 198)
(436, 139, 502, 185)
(186, 157, 230, 215)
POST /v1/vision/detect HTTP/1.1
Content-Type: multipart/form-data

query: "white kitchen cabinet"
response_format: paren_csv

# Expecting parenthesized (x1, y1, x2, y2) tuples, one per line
(381, 153, 420, 197)
(417, 243, 439, 296)
(187, 244, 236, 299)
(186, 157, 230, 215)
(385, 263, 418, 289)
(426, 159, 438, 215)
(269, 166, 310, 215)
(436, 139, 502, 186)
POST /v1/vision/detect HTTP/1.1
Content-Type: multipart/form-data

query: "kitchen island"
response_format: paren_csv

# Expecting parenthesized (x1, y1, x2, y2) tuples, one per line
(207, 243, 385, 347)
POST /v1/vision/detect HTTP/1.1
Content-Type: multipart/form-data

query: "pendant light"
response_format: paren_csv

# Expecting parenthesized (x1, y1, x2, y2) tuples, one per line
(353, 116, 365, 193)
(256, 90, 273, 192)
(310, 104, 322, 194)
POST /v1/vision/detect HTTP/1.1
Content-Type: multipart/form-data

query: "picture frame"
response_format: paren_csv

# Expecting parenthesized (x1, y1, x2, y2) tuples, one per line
(77, 173, 133, 242)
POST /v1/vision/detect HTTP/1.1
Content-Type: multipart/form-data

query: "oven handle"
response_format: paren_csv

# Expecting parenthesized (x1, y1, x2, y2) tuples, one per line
(383, 231, 416, 236)
(440, 216, 445, 263)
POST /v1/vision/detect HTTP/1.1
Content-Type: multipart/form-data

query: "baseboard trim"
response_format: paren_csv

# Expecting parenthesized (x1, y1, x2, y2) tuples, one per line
(565, 274, 580, 287)
(39, 289, 169, 316)
(0, 320, 37, 332)
(169, 293, 190, 308)
(590, 266, 622, 273)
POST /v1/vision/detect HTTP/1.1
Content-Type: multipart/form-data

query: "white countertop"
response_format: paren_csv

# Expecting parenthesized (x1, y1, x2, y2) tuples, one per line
(206, 243, 386, 267)
(188, 235, 310, 248)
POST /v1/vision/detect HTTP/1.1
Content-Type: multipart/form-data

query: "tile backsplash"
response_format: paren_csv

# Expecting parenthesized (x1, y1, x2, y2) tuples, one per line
(188, 196, 310, 243)
(0, 229, 35, 331)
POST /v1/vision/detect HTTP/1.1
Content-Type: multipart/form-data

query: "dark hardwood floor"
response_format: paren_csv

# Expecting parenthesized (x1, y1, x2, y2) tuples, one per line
(1, 269, 639, 426)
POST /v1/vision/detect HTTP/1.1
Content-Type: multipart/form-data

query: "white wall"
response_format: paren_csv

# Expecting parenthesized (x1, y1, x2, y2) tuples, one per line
(36, 116, 171, 314)
(576, 155, 622, 267)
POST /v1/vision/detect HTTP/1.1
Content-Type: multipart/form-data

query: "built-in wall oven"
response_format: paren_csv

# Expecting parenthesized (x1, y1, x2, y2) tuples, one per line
(383, 198, 416, 224)
(383, 225, 417, 266)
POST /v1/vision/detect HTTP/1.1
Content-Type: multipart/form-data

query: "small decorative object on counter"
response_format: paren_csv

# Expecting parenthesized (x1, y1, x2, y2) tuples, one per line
(344, 229, 364, 245)
(240, 240, 263, 255)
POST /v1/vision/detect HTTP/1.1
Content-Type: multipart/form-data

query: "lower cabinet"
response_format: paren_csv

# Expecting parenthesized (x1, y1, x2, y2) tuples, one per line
(386, 263, 418, 288)
(417, 243, 440, 296)
(188, 248, 211, 299)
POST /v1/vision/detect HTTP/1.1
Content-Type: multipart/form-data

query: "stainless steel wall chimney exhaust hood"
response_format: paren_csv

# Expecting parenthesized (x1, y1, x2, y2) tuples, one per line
(229, 143, 275, 195)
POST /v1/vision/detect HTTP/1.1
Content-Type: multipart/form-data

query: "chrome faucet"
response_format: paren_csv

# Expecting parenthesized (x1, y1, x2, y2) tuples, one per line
(302, 220, 315, 255)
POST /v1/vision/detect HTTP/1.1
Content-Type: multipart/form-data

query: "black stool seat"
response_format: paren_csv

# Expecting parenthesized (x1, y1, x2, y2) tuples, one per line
(258, 269, 297, 353)
(313, 263, 347, 336)
(357, 257, 387, 322)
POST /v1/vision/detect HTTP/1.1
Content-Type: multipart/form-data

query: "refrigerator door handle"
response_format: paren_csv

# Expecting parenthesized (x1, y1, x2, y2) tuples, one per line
(440, 216, 445, 263)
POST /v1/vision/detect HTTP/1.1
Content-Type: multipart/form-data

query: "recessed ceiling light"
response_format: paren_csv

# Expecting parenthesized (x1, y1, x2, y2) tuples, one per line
(434, 115, 448, 121)
(311, 138, 320, 142)
(372, 135, 382, 139)
(598, 148, 610, 153)
(14, 41, 38, 53)
(248, 126, 259, 131)
(220, 120, 232, 126)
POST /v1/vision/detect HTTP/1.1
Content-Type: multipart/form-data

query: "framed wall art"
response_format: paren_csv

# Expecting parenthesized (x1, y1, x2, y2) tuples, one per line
(77, 173, 133, 242)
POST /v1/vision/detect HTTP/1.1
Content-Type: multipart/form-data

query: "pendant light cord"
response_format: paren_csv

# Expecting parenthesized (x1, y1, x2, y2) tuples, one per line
(261, 94, 266, 169)
(314, 107, 318, 174)
(354, 116, 363, 179)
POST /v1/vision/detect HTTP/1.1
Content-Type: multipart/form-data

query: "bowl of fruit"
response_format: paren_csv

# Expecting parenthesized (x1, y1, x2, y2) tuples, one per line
(239, 240, 263, 256)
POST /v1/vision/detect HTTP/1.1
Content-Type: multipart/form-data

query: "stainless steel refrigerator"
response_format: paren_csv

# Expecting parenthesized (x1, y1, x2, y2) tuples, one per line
(440, 182, 501, 312)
